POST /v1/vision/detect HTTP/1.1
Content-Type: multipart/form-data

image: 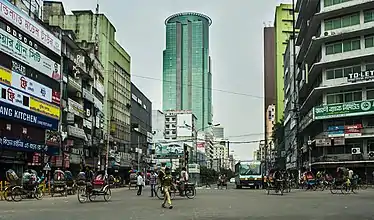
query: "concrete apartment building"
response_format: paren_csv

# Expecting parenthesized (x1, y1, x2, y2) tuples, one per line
(263, 26, 276, 138)
(295, 0, 374, 175)
(283, 38, 298, 170)
(43, 2, 132, 153)
(275, 4, 296, 123)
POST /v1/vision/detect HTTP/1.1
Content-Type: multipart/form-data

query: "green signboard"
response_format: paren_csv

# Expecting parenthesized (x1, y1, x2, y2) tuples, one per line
(314, 100, 374, 120)
(155, 142, 184, 159)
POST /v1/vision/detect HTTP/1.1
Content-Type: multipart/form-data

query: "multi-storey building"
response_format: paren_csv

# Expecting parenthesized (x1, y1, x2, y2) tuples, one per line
(212, 127, 224, 139)
(275, 4, 296, 122)
(130, 82, 152, 171)
(264, 26, 276, 138)
(43, 1, 132, 160)
(283, 38, 298, 170)
(162, 12, 213, 131)
(295, 0, 374, 176)
(0, 0, 61, 176)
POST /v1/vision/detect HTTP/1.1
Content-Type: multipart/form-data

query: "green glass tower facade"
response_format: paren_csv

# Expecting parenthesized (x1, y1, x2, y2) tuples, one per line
(163, 12, 212, 130)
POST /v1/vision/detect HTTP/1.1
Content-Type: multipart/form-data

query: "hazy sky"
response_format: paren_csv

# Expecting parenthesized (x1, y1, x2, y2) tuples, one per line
(61, 0, 291, 160)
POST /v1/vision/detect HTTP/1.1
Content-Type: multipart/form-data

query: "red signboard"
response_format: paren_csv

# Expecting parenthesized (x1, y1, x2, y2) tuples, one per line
(344, 124, 362, 137)
(52, 91, 60, 105)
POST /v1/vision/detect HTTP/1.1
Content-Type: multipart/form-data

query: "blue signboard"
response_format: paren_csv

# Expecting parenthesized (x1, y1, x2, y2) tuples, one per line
(327, 125, 344, 137)
(0, 136, 48, 152)
(0, 100, 58, 130)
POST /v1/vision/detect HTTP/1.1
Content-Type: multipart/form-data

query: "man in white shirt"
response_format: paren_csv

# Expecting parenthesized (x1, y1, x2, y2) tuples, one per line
(179, 167, 188, 195)
(136, 172, 145, 196)
(348, 169, 354, 180)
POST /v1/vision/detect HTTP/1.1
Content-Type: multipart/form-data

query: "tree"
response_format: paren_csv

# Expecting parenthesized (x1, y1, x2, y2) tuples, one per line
(272, 119, 285, 169)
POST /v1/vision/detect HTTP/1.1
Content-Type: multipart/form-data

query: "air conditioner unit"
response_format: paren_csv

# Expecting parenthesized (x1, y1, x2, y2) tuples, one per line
(368, 151, 374, 158)
(351, 148, 361, 155)
(324, 31, 336, 37)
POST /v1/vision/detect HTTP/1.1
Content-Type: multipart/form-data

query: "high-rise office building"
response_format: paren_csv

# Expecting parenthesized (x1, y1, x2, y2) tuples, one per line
(162, 12, 213, 130)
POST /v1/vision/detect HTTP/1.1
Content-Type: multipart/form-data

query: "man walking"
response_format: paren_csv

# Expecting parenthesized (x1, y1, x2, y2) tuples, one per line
(137, 172, 145, 196)
(149, 170, 157, 197)
(161, 167, 173, 209)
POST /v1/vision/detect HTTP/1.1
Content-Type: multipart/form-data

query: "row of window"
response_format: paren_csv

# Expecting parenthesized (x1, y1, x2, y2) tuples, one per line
(324, 0, 351, 7)
(326, 89, 374, 104)
(325, 64, 374, 80)
(325, 35, 374, 55)
(325, 9, 374, 31)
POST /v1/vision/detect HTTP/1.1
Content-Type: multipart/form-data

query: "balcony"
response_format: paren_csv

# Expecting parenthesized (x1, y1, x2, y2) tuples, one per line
(68, 98, 84, 118)
(83, 88, 95, 103)
(67, 125, 87, 140)
(68, 76, 82, 92)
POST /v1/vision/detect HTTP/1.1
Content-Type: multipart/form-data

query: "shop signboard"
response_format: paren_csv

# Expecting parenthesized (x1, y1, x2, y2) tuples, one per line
(29, 96, 60, 119)
(197, 142, 206, 154)
(0, 0, 61, 55)
(327, 126, 344, 138)
(314, 100, 374, 120)
(154, 142, 184, 159)
(0, 135, 48, 152)
(344, 124, 362, 137)
(0, 27, 61, 80)
(0, 66, 55, 103)
(45, 130, 60, 147)
(0, 100, 58, 130)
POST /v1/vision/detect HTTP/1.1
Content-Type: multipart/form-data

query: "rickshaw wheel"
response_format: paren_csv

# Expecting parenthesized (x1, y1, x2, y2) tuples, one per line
(103, 185, 112, 202)
(77, 187, 88, 203)
(156, 186, 164, 200)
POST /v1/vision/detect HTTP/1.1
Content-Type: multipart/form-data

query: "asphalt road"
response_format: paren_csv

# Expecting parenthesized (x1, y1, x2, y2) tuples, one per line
(1, 186, 374, 220)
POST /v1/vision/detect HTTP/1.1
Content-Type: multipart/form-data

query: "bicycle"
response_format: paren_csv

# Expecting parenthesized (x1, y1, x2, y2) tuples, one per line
(11, 183, 43, 202)
(155, 182, 196, 200)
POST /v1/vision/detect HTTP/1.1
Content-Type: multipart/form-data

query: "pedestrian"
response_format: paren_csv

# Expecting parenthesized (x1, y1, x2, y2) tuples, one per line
(161, 167, 173, 209)
(137, 172, 145, 196)
(149, 170, 157, 197)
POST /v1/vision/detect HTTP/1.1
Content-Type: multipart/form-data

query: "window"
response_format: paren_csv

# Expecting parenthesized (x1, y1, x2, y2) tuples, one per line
(324, 0, 352, 7)
(326, 38, 360, 55)
(326, 65, 361, 80)
(364, 10, 374, 23)
(365, 35, 374, 48)
(324, 13, 360, 31)
(326, 90, 362, 104)
(367, 89, 374, 100)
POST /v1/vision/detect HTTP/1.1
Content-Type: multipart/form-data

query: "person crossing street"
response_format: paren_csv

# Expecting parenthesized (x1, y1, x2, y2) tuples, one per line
(160, 167, 173, 209)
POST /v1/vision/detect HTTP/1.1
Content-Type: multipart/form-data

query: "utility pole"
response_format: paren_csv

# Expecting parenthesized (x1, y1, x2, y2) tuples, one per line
(137, 136, 140, 171)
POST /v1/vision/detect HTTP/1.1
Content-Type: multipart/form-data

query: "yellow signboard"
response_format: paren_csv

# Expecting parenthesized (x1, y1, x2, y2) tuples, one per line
(29, 97, 60, 119)
(0, 66, 11, 85)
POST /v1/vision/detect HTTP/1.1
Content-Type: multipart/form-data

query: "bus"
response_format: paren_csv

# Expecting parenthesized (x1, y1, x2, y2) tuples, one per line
(234, 160, 263, 189)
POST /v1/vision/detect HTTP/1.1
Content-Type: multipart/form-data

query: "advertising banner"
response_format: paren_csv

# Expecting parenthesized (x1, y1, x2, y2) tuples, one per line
(314, 100, 374, 120)
(29, 97, 60, 119)
(155, 142, 184, 159)
(0, 66, 55, 103)
(45, 130, 61, 147)
(0, 83, 60, 119)
(0, 135, 48, 152)
(0, 0, 61, 55)
(197, 142, 206, 154)
(0, 27, 61, 80)
(0, 100, 58, 130)
(176, 113, 193, 137)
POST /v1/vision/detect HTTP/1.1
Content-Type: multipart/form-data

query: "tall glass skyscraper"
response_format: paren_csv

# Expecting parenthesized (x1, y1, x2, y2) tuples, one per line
(162, 12, 213, 130)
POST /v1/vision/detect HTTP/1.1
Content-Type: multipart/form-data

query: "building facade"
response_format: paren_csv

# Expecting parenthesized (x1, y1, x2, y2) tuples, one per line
(130, 82, 152, 170)
(0, 0, 61, 177)
(264, 26, 276, 130)
(283, 38, 298, 170)
(275, 4, 295, 122)
(162, 12, 213, 131)
(44, 2, 132, 163)
(212, 127, 224, 139)
(295, 0, 374, 177)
